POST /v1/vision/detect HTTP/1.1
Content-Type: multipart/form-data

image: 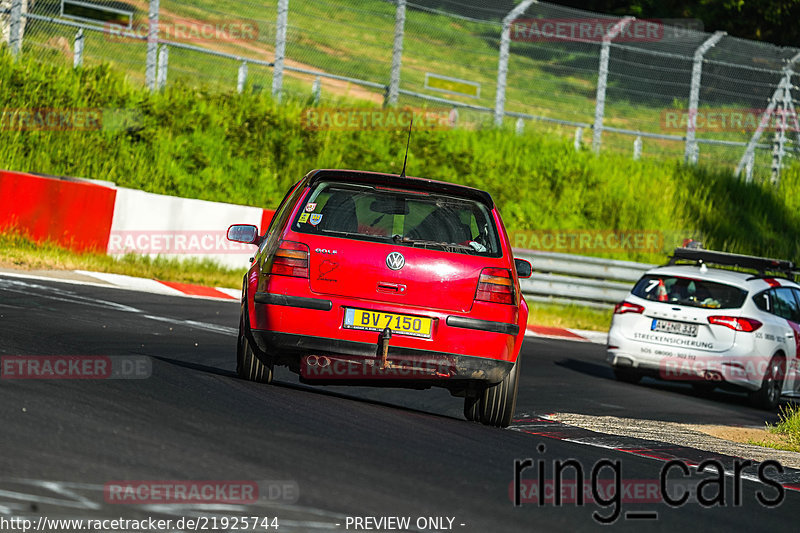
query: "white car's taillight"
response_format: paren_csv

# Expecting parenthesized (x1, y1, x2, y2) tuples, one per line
(708, 316, 762, 332)
(614, 301, 644, 315)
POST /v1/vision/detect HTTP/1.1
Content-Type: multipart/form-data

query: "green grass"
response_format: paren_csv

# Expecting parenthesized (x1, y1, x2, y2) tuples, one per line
(19, 0, 776, 177)
(748, 404, 800, 453)
(527, 303, 613, 332)
(1, 50, 799, 267)
(0, 231, 246, 289)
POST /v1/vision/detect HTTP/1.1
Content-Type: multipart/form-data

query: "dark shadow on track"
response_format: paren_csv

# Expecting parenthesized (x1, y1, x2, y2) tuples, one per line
(553, 356, 788, 419)
(150, 354, 467, 424)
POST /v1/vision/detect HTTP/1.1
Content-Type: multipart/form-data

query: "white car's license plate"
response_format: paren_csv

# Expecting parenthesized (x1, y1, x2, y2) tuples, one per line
(651, 319, 698, 337)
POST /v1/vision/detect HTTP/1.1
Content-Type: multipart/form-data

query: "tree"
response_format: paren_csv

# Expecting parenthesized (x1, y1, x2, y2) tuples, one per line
(547, 0, 800, 47)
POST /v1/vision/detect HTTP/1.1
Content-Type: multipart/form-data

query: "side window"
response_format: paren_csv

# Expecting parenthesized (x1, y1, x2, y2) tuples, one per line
(753, 290, 772, 313)
(772, 288, 800, 323)
(263, 181, 305, 250)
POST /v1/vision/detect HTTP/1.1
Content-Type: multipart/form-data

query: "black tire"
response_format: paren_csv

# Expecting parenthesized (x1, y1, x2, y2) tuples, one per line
(691, 382, 716, 395)
(473, 358, 520, 428)
(236, 307, 273, 384)
(749, 356, 784, 410)
(463, 393, 480, 422)
(613, 367, 642, 384)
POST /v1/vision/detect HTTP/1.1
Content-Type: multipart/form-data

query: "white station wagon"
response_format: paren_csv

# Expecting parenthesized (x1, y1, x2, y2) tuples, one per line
(607, 247, 800, 409)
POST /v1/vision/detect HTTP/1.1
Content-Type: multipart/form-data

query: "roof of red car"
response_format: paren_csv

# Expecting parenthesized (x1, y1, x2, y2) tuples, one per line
(306, 169, 495, 208)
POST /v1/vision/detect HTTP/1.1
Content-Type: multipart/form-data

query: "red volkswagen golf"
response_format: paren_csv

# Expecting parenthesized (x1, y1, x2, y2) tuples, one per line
(227, 169, 531, 427)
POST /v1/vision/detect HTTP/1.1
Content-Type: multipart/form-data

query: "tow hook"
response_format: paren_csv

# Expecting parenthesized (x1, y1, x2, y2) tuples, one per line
(378, 327, 392, 370)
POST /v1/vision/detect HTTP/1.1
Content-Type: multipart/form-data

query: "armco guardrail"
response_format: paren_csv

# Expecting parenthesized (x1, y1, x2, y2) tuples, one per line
(513, 249, 656, 309)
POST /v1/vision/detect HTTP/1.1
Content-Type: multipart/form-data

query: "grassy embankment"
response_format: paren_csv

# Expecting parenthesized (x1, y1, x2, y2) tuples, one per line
(748, 405, 800, 453)
(2, 51, 799, 330)
(23, 0, 771, 170)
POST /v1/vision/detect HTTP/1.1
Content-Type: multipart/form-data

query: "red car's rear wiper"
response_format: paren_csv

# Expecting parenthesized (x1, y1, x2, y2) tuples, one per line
(392, 235, 473, 251)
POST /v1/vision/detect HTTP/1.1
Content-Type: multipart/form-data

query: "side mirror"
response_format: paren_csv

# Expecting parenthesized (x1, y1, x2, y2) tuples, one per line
(514, 258, 532, 279)
(227, 224, 260, 245)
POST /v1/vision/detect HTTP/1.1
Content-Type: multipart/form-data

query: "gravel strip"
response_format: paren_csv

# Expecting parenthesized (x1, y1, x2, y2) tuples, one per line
(550, 412, 800, 469)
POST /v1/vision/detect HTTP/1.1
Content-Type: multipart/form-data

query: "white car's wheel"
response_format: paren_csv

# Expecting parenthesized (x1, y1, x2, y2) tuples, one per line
(749, 356, 784, 410)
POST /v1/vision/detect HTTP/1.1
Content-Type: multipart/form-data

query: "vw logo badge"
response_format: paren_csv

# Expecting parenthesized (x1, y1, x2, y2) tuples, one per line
(386, 252, 405, 270)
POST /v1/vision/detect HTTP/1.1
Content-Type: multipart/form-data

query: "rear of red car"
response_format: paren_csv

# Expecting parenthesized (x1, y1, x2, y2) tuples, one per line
(231, 169, 529, 427)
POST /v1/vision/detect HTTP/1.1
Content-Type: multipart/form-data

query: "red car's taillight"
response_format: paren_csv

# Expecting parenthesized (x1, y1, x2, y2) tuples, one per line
(475, 268, 515, 305)
(270, 241, 309, 278)
(614, 301, 644, 314)
(708, 316, 762, 332)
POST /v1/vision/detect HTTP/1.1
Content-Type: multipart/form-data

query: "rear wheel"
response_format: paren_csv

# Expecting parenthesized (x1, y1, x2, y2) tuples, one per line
(691, 382, 716, 395)
(237, 307, 273, 384)
(613, 367, 642, 384)
(463, 394, 480, 422)
(749, 356, 784, 410)
(465, 358, 520, 428)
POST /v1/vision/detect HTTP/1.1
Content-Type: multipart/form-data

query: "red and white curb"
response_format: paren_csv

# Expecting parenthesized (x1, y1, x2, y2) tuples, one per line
(525, 324, 607, 345)
(73, 270, 240, 300)
(0, 269, 240, 302)
(2, 269, 608, 338)
(74, 271, 240, 300)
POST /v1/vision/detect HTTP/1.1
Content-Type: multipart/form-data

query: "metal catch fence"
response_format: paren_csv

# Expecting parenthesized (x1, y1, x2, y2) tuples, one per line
(2, 0, 799, 183)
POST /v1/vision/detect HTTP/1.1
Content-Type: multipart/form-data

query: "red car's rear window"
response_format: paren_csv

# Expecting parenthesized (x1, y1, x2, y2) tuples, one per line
(291, 181, 502, 257)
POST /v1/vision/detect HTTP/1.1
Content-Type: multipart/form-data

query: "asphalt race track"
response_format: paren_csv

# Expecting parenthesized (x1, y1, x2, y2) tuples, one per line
(1, 273, 798, 532)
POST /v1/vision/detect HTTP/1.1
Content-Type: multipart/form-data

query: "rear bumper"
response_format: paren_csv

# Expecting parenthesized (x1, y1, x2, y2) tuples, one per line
(252, 330, 515, 384)
(606, 333, 762, 391)
(250, 285, 521, 366)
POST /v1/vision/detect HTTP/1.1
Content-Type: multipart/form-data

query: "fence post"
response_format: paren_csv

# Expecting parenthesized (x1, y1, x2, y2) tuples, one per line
(449, 108, 459, 128)
(73, 29, 84, 68)
(494, 0, 536, 127)
(574, 127, 583, 151)
(633, 136, 642, 160)
(685, 31, 725, 164)
(145, 0, 160, 91)
(735, 52, 800, 180)
(272, 0, 289, 102)
(237, 61, 248, 94)
(8, 0, 23, 57)
(592, 16, 633, 153)
(771, 76, 793, 187)
(387, 0, 406, 107)
(745, 152, 754, 183)
(515, 118, 524, 135)
(311, 76, 321, 104)
(156, 44, 168, 90)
